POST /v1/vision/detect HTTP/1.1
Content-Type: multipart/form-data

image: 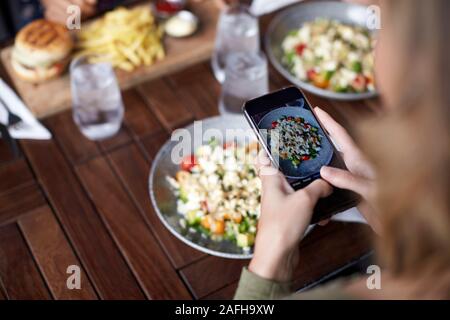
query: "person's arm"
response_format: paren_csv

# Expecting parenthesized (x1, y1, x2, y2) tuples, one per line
(234, 109, 377, 300)
(234, 150, 332, 299)
(234, 267, 292, 300)
(315, 107, 380, 235)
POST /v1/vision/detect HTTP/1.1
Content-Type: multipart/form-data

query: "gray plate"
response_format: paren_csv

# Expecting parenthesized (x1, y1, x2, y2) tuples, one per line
(149, 115, 315, 258)
(265, 1, 378, 101)
(258, 106, 333, 178)
(149, 115, 316, 258)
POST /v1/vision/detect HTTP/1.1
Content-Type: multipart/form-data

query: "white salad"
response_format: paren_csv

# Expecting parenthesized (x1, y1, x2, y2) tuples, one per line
(271, 115, 322, 167)
(167, 139, 261, 250)
(282, 18, 376, 93)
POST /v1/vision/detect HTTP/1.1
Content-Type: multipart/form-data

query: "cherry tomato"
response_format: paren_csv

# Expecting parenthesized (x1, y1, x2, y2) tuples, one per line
(352, 74, 367, 92)
(307, 69, 317, 81)
(271, 121, 278, 129)
(301, 155, 310, 161)
(295, 43, 307, 56)
(200, 200, 208, 212)
(223, 142, 236, 149)
(180, 155, 197, 171)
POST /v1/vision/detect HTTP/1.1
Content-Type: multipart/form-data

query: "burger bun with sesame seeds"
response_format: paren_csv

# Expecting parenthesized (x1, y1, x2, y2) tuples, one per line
(11, 19, 74, 83)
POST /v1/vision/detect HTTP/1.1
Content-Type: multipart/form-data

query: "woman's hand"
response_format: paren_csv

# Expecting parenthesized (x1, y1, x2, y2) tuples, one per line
(42, 0, 97, 24)
(315, 107, 381, 234)
(249, 152, 332, 282)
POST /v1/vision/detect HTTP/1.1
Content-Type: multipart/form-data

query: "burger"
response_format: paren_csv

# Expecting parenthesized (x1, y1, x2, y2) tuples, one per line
(11, 19, 74, 83)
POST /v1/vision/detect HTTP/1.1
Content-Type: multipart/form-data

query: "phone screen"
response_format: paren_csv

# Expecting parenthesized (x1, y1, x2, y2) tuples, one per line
(243, 87, 359, 222)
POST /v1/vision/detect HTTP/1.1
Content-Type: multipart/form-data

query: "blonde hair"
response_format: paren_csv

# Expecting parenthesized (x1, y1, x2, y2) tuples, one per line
(360, 0, 450, 298)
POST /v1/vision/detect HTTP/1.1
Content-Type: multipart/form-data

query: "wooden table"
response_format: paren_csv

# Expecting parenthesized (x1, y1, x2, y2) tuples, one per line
(0, 56, 377, 299)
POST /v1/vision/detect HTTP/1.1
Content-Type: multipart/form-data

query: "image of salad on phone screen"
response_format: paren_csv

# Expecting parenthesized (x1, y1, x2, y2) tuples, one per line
(257, 98, 333, 179)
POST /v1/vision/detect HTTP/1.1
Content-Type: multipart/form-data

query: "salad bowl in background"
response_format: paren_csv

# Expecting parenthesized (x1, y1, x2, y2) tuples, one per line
(266, 1, 378, 100)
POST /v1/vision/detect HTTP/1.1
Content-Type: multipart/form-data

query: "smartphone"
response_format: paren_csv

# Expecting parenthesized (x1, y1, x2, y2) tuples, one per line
(243, 86, 360, 223)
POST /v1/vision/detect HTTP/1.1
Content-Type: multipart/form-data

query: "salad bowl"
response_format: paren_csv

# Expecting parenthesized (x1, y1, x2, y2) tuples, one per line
(265, 1, 378, 100)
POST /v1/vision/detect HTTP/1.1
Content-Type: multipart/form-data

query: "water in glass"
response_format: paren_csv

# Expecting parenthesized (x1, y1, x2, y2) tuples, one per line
(70, 56, 124, 140)
(219, 51, 268, 114)
(211, 4, 260, 83)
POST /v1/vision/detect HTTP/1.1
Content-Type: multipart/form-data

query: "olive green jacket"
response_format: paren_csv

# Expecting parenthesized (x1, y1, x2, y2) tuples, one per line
(234, 268, 353, 300)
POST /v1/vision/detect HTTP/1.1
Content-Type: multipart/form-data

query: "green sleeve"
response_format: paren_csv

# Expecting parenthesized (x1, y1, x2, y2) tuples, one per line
(234, 267, 357, 300)
(234, 267, 293, 300)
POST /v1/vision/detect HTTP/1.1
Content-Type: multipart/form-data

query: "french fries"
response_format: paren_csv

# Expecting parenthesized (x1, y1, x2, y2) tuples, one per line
(76, 7, 165, 72)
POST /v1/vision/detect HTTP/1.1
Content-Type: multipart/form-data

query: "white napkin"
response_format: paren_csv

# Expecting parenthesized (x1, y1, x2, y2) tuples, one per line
(0, 78, 51, 140)
(250, 0, 302, 16)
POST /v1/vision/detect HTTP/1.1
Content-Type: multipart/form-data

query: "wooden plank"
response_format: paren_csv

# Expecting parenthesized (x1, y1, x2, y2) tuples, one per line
(45, 111, 100, 164)
(107, 143, 206, 269)
(19, 206, 98, 300)
(21, 140, 144, 299)
(201, 282, 238, 300)
(137, 78, 195, 131)
(0, 137, 16, 164)
(139, 131, 170, 161)
(0, 183, 46, 226)
(96, 125, 133, 153)
(167, 64, 220, 119)
(0, 0, 219, 119)
(46, 109, 132, 162)
(75, 156, 191, 299)
(292, 222, 372, 289)
(122, 89, 164, 138)
(181, 222, 372, 299)
(0, 223, 51, 299)
(180, 257, 249, 299)
(0, 159, 34, 194)
(328, 99, 374, 136)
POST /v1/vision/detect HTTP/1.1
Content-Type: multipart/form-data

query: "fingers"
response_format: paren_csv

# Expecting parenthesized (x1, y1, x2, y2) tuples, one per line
(44, 0, 96, 23)
(69, 0, 96, 17)
(43, 0, 72, 24)
(45, 9, 69, 24)
(255, 149, 271, 172)
(256, 149, 291, 197)
(320, 166, 372, 197)
(75, 0, 97, 17)
(256, 149, 281, 177)
(301, 179, 333, 202)
(357, 201, 382, 235)
(314, 107, 359, 156)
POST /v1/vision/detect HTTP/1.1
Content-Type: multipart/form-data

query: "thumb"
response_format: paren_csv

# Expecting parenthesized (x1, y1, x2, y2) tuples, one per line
(299, 179, 333, 203)
(320, 166, 371, 197)
(257, 149, 287, 197)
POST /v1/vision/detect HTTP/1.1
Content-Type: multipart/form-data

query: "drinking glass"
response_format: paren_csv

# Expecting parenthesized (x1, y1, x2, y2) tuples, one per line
(211, 3, 260, 83)
(70, 55, 124, 140)
(219, 51, 268, 114)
